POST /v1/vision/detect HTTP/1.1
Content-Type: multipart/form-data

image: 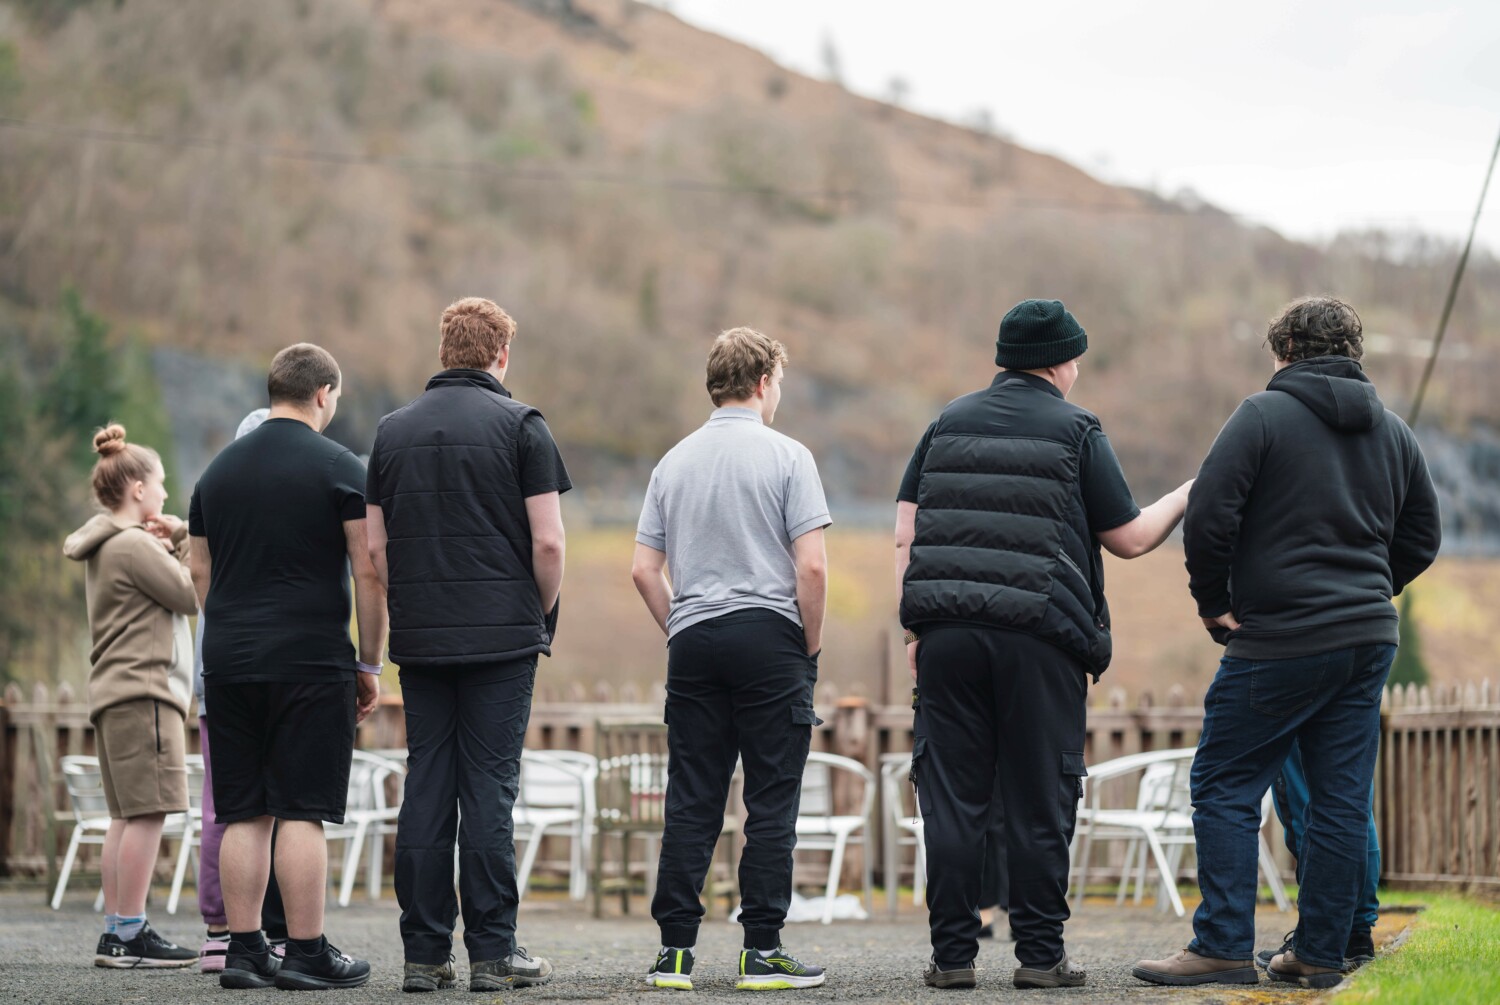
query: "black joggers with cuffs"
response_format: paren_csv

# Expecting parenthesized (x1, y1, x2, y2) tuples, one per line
(652, 608, 820, 951)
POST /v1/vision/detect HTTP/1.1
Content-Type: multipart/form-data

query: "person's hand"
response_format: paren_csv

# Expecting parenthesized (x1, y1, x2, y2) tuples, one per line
(907, 640, 919, 681)
(355, 672, 380, 724)
(1202, 612, 1241, 632)
(145, 514, 183, 539)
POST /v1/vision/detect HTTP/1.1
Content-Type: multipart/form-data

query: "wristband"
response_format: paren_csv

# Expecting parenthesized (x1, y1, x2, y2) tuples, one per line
(902, 630, 920, 645)
(356, 661, 383, 675)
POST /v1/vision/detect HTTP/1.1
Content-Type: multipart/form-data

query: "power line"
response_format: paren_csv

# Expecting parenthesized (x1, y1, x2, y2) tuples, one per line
(1408, 124, 1500, 427)
(0, 113, 1229, 217)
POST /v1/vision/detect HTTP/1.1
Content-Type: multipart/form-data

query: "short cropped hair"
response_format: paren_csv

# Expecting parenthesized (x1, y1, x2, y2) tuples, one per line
(705, 327, 788, 407)
(1265, 297, 1364, 364)
(439, 297, 515, 370)
(267, 343, 341, 405)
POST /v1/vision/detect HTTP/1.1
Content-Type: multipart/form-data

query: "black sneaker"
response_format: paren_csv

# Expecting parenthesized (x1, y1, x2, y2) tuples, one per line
(274, 937, 371, 990)
(923, 958, 978, 989)
(471, 948, 553, 991)
(1344, 928, 1376, 969)
(737, 946, 826, 989)
(105, 922, 197, 969)
(646, 947, 695, 990)
(221, 939, 282, 989)
(403, 957, 457, 992)
(1256, 930, 1295, 969)
(94, 933, 132, 968)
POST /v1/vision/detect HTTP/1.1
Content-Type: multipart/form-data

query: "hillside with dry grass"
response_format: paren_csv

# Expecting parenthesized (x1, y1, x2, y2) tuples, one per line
(1, 0, 1495, 687)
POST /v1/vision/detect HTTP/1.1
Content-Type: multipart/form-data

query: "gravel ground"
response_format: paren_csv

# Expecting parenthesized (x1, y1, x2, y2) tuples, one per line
(0, 888, 1368, 1005)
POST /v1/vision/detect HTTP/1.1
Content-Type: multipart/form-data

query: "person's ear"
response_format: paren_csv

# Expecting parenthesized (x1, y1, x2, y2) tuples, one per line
(316, 385, 331, 409)
(132, 480, 145, 501)
(758, 372, 771, 398)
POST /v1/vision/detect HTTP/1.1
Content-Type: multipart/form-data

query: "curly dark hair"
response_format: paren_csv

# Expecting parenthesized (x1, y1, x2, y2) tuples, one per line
(1265, 296, 1364, 363)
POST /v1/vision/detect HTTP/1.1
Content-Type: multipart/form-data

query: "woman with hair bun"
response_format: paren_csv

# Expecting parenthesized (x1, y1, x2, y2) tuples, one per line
(63, 423, 198, 968)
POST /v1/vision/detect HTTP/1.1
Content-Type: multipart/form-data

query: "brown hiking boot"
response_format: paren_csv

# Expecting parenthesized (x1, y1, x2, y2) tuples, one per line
(1267, 949, 1344, 989)
(1132, 948, 1258, 986)
(402, 959, 456, 992)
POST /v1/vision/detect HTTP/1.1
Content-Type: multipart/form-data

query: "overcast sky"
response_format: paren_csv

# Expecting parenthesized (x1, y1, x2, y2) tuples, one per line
(655, 0, 1500, 255)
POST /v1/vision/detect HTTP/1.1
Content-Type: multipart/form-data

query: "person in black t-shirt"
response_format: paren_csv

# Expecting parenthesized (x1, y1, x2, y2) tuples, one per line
(895, 300, 1193, 991)
(189, 343, 387, 992)
(365, 298, 566, 993)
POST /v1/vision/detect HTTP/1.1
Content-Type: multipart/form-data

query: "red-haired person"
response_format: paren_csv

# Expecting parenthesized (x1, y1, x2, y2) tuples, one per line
(64, 424, 199, 968)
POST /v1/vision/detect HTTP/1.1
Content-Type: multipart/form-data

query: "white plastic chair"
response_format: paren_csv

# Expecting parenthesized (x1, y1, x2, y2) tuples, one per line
(1071, 749, 1197, 916)
(52, 755, 192, 911)
(1070, 748, 1291, 917)
(332, 750, 405, 907)
(52, 757, 113, 910)
(879, 753, 925, 914)
(514, 750, 597, 900)
(164, 754, 205, 915)
(794, 752, 875, 924)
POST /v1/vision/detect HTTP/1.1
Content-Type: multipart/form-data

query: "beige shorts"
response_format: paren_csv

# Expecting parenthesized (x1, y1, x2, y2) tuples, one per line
(95, 698, 188, 819)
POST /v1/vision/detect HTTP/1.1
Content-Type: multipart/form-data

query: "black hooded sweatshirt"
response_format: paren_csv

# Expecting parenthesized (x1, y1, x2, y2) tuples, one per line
(1184, 355, 1441, 659)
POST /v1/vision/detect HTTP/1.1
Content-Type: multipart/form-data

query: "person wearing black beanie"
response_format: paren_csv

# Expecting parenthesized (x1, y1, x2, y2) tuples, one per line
(994, 299, 1089, 371)
(896, 298, 1194, 990)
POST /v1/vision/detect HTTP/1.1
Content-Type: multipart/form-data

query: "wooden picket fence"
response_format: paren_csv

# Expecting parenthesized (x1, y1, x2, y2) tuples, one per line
(3, 678, 1496, 894)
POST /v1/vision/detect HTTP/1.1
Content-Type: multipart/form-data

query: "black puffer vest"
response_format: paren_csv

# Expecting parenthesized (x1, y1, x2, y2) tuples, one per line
(901, 371, 1112, 677)
(369, 369, 550, 666)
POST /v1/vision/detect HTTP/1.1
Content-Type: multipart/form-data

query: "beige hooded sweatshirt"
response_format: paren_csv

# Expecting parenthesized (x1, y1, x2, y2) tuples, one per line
(63, 514, 197, 721)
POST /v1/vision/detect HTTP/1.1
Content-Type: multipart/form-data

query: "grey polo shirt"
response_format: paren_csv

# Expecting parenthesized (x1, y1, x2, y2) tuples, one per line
(636, 406, 832, 637)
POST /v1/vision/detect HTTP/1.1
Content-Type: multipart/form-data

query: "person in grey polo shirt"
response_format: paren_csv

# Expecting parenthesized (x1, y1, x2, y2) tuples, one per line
(632, 327, 831, 991)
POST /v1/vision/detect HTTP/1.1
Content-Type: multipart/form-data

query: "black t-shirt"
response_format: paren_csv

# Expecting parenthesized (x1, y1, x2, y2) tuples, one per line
(365, 412, 573, 505)
(898, 423, 1140, 533)
(189, 418, 367, 683)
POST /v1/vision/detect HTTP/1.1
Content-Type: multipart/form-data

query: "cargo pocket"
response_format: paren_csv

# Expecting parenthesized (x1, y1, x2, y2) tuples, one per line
(910, 735, 933, 816)
(782, 702, 822, 774)
(1061, 750, 1088, 804)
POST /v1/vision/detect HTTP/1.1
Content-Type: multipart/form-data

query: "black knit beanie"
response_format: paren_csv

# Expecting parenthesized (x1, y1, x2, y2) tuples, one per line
(995, 299, 1087, 369)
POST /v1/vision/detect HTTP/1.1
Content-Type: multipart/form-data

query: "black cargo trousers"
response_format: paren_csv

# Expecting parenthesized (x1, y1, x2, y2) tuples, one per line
(652, 608, 821, 951)
(914, 626, 1088, 970)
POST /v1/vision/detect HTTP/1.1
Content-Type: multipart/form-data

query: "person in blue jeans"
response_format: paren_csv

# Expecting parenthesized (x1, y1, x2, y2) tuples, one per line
(1133, 298, 1440, 990)
(1257, 739, 1380, 971)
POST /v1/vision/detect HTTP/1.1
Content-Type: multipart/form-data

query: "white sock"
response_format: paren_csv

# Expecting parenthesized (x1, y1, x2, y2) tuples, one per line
(661, 945, 694, 954)
(756, 947, 779, 958)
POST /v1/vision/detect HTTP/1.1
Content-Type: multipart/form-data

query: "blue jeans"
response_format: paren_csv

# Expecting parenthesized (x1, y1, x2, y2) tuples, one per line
(1274, 738, 1381, 931)
(1188, 644, 1394, 969)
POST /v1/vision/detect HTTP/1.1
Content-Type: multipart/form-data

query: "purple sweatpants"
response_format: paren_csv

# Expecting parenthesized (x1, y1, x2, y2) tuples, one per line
(198, 716, 227, 928)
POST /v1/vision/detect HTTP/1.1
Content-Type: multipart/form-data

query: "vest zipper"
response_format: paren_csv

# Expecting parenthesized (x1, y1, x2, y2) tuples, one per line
(1057, 548, 1089, 586)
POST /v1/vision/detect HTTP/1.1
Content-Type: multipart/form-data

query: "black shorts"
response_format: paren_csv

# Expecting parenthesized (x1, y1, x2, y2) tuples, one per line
(204, 678, 357, 825)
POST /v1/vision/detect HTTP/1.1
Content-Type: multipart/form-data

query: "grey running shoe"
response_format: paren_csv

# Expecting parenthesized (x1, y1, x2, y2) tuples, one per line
(646, 947, 695, 990)
(737, 946, 826, 989)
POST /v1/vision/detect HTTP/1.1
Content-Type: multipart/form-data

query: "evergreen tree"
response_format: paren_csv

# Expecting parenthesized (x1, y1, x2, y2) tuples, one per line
(1388, 590, 1430, 688)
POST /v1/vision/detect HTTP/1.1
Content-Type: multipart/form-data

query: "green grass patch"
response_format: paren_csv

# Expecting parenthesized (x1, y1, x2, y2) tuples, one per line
(1338, 890, 1500, 1004)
